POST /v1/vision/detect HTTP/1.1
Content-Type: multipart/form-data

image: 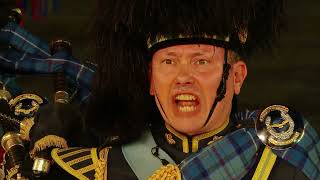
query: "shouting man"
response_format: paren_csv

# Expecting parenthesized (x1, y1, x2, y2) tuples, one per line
(11, 0, 319, 179)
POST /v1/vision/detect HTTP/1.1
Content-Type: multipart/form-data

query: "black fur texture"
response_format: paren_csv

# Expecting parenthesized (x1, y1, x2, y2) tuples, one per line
(86, 0, 286, 143)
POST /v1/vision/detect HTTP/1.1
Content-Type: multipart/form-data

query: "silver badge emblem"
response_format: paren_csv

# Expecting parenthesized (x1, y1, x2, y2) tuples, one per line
(255, 105, 304, 149)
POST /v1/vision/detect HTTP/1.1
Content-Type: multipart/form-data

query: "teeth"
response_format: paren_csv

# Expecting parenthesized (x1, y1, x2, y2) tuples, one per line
(175, 94, 198, 112)
(178, 106, 196, 112)
(175, 94, 196, 101)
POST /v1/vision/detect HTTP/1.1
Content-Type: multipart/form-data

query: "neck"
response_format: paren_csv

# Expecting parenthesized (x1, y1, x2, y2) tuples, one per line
(163, 118, 230, 153)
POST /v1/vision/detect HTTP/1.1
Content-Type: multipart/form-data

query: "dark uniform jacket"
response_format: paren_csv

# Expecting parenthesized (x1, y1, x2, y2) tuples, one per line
(19, 114, 309, 180)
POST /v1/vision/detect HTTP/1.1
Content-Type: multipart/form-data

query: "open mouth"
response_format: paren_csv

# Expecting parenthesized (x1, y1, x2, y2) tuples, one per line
(174, 94, 200, 113)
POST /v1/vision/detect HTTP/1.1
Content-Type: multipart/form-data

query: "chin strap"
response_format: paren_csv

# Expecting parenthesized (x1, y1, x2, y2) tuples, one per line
(203, 49, 231, 127)
(154, 92, 170, 122)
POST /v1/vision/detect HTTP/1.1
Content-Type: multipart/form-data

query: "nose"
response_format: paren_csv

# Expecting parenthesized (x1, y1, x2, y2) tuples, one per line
(174, 64, 194, 86)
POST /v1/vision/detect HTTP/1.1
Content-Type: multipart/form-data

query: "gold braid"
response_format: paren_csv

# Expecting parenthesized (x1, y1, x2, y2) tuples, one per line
(94, 147, 111, 180)
(148, 164, 182, 180)
(19, 117, 35, 141)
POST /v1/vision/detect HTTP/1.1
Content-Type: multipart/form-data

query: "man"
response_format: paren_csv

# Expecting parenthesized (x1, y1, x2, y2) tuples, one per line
(10, 0, 320, 179)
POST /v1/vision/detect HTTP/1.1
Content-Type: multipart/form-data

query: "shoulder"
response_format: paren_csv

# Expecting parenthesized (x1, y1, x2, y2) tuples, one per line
(243, 145, 309, 180)
(251, 105, 319, 179)
(51, 147, 110, 180)
(51, 146, 137, 180)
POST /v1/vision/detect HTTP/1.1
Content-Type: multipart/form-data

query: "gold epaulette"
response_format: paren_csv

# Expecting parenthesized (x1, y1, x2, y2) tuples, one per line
(51, 147, 110, 180)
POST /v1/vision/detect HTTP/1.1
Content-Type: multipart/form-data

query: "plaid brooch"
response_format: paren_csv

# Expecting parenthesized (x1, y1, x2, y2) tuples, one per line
(179, 111, 320, 180)
(0, 22, 95, 104)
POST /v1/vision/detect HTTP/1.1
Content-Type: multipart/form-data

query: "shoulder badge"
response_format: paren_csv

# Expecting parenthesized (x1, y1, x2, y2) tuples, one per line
(51, 147, 110, 180)
(255, 105, 304, 149)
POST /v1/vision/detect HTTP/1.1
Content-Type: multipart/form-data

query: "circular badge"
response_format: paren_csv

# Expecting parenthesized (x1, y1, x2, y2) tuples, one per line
(255, 105, 304, 149)
(8, 94, 46, 117)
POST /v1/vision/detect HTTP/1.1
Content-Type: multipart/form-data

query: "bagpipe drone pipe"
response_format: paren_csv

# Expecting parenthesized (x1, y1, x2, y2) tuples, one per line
(0, 6, 96, 179)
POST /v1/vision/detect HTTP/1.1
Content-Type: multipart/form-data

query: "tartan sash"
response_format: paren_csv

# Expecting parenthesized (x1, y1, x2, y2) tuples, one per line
(272, 121, 320, 179)
(180, 128, 261, 180)
(179, 111, 320, 180)
(0, 22, 95, 104)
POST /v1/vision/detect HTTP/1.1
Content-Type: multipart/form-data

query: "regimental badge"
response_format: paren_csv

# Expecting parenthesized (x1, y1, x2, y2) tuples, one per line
(165, 133, 176, 145)
(255, 105, 304, 149)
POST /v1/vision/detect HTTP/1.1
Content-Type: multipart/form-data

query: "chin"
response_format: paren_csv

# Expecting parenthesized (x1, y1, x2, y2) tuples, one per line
(171, 119, 204, 135)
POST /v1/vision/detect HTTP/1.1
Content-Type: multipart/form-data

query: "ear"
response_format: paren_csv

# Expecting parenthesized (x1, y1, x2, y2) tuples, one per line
(148, 63, 155, 96)
(232, 61, 247, 95)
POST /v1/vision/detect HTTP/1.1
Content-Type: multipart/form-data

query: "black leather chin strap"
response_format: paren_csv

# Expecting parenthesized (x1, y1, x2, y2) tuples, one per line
(203, 49, 231, 127)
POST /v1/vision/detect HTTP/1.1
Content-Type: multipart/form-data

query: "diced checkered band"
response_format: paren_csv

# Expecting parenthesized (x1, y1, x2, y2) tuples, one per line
(146, 31, 249, 55)
(147, 34, 230, 49)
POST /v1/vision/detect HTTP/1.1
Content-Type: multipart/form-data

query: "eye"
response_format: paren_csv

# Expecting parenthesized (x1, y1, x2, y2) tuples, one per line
(195, 59, 209, 65)
(162, 59, 174, 64)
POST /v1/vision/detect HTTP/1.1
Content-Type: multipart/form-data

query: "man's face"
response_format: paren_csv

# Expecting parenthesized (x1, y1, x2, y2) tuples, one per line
(150, 44, 247, 135)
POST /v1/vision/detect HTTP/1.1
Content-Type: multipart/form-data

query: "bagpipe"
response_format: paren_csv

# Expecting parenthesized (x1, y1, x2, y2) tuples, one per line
(0, 7, 95, 179)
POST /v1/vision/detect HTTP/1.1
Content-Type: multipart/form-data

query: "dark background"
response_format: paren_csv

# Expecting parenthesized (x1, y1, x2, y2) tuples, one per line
(23, 1, 320, 132)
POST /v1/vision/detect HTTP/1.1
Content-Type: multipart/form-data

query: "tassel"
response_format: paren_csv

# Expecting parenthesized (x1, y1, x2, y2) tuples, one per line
(30, 135, 68, 158)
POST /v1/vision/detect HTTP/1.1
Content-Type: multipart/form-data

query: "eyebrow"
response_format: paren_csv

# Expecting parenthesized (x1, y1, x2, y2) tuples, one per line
(164, 51, 208, 56)
(191, 52, 206, 56)
(165, 52, 178, 56)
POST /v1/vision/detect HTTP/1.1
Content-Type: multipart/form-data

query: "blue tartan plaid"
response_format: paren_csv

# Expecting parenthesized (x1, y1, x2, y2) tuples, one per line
(0, 22, 50, 57)
(0, 48, 94, 104)
(273, 120, 320, 180)
(179, 111, 320, 180)
(180, 128, 261, 180)
(0, 22, 95, 104)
